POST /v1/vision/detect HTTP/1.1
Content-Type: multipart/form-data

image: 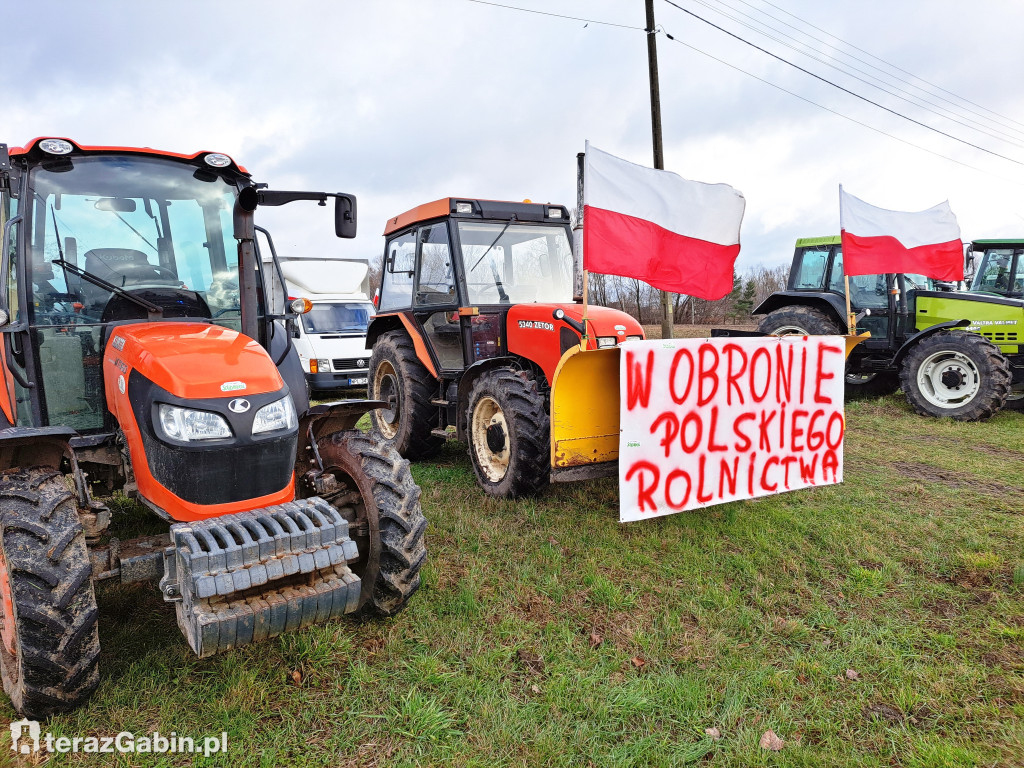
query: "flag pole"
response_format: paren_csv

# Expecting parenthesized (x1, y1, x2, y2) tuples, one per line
(844, 274, 856, 335)
(582, 269, 590, 347)
(645, 0, 673, 340)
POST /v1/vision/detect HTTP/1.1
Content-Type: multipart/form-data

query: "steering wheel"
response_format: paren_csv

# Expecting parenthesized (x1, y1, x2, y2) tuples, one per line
(136, 264, 180, 283)
(212, 305, 241, 318)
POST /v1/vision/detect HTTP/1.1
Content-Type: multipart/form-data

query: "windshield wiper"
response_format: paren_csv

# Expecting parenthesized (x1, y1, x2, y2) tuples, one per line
(53, 259, 163, 319)
(470, 215, 517, 272)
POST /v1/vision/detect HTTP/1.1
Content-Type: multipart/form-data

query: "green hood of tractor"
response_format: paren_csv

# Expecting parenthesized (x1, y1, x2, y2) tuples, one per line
(916, 292, 1023, 353)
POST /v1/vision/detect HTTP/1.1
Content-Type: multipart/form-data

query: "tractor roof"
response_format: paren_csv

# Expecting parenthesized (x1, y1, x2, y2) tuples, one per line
(8, 137, 249, 174)
(971, 239, 1024, 246)
(383, 197, 570, 236)
(795, 235, 841, 247)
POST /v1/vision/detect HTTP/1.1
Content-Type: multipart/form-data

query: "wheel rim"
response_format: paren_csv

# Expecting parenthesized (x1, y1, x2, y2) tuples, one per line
(471, 396, 510, 482)
(373, 361, 400, 439)
(916, 350, 982, 408)
(0, 549, 16, 657)
(769, 324, 810, 336)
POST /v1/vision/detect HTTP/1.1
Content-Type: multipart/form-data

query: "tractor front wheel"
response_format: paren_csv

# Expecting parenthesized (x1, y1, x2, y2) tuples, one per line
(0, 468, 100, 718)
(369, 331, 444, 459)
(900, 331, 1011, 421)
(315, 432, 427, 617)
(466, 368, 549, 499)
(757, 305, 841, 336)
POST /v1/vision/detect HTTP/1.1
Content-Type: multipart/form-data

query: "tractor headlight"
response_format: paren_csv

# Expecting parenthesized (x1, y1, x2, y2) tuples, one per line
(597, 336, 617, 348)
(158, 404, 232, 441)
(252, 396, 297, 435)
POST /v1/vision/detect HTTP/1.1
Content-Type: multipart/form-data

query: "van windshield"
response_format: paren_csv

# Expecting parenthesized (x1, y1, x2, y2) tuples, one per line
(301, 303, 373, 334)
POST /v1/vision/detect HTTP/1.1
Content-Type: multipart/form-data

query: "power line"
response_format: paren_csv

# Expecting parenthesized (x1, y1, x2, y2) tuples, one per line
(662, 0, 1024, 168)
(752, 0, 1024, 133)
(689, 0, 1024, 148)
(657, 29, 1021, 186)
(462, 0, 642, 30)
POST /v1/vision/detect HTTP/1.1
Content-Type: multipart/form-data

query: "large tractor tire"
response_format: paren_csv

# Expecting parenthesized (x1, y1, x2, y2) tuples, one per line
(757, 305, 841, 337)
(315, 431, 427, 617)
(466, 368, 549, 499)
(0, 468, 100, 718)
(758, 305, 900, 398)
(369, 331, 444, 460)
(899, 331, 1012, 421)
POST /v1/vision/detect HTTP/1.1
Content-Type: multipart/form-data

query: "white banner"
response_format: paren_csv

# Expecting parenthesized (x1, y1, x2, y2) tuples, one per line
(618, 336, 846, 522)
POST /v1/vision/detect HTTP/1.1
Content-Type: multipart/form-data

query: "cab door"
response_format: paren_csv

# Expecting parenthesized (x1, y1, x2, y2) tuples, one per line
(412, 223, 464, 372)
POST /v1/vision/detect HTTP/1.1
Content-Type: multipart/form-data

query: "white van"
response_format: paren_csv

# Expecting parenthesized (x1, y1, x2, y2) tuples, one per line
(279, 259, 376, 393)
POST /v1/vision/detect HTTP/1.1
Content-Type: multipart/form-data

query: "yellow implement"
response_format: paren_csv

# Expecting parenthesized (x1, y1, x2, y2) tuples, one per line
(549, 345, 620, 481)
(845, 331, 871, 358)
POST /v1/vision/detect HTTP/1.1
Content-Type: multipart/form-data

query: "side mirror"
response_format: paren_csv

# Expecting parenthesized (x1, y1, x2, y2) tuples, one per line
(335, 194, 357, 239)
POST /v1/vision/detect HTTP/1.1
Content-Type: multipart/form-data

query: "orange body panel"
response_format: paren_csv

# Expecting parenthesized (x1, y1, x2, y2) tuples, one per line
(0, 335, 15, 424)
(384, 198, 453, 236)
(396, 313, 439, 378)
(9, 138, 248, 174)
(103, 322, 293, 521)
(505, 304, 644, 385)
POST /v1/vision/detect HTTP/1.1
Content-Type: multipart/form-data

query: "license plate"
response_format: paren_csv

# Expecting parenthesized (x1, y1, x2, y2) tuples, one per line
(350, 377, 368, 385)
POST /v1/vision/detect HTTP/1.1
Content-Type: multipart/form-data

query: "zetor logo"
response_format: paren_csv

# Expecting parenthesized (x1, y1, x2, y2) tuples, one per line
(9, 718, 228, 757)
(518, 320, 554, 331)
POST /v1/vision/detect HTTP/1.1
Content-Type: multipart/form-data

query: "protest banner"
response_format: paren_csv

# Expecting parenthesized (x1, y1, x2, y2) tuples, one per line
(618, 335, 846, 522)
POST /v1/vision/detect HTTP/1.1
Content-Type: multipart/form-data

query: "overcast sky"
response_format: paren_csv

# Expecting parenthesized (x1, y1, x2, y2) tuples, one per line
(9, 0, 1024, 274)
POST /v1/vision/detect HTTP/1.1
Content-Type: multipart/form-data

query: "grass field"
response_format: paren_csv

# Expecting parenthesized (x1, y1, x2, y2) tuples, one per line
(4, 374, 1023, 765)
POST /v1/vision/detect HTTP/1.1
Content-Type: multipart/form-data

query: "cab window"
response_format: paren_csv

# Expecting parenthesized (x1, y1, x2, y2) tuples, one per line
(380, 231, 416, 311)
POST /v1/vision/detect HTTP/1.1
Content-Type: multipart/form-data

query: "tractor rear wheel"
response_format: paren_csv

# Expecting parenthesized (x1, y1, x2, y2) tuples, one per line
(466, 368, 549, 498)
(315, 432, 427, 617)
(0, 467, 100, 718)
(900, 331, 1011, 421)
(757, 305, 841, 337)
(369, 331, 444, 459)
(759, 306, 900, 398)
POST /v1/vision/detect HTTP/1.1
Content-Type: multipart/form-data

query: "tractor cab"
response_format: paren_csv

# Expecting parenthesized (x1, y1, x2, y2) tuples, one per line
(368, 197, 644, 497)
(968, 240, 1024, 298)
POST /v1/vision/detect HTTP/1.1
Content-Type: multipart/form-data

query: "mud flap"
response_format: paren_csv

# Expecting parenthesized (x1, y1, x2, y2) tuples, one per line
(159, 497, 361, 658)
(549, 345, 620, 480)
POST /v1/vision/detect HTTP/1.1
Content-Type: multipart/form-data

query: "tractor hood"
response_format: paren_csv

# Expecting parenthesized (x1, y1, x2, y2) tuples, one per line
(505, 303, 644, 385)
(103, 322, 284, 402)
(916, 291, 1023, 352)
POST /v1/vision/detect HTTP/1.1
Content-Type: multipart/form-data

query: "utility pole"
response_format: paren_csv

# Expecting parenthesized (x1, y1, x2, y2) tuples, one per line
(645, 0, 674, 339)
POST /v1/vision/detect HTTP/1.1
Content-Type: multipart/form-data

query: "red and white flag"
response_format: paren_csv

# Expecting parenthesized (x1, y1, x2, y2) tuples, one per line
(839, 186, 963, 281)
(583, 143, 746, 301)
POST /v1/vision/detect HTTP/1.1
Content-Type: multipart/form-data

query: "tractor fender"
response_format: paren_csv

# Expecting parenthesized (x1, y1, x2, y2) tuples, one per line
(0, 426, 77, 473)
(893, 319, 971, 366)
(367, 313, 438, 378)
(454, 357, 532, 441)
(298, 399, 388, 469)
(753, 291, 847, 325)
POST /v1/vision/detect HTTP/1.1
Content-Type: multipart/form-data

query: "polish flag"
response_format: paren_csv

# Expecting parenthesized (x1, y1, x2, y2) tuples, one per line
(583, 143, 746, 301)
(839, 186, 964, 281)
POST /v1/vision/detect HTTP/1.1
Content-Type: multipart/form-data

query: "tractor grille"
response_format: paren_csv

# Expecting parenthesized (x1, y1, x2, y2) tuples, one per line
(333, 357, 369, 371)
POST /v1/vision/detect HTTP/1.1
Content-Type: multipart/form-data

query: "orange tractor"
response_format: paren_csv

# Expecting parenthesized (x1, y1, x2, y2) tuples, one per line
(367, 198, 644, 497)
(0, 138, 426, 717)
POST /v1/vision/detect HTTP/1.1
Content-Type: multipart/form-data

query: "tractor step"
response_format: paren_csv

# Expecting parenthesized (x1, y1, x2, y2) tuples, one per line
(159, 497, 361, 658)
(430, 398, 452, 406)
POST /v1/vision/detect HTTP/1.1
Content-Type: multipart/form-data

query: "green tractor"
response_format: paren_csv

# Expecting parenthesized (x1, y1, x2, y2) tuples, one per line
(754, 236, 1021, 421)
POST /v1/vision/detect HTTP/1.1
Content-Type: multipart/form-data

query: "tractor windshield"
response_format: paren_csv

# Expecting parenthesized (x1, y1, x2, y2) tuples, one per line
(971, 247, 1022, 297)
(28, 155, 241, 327)
(458, 221, 574, 304)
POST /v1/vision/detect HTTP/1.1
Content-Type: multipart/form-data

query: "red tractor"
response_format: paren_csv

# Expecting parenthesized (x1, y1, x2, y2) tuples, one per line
(367, 198, 644, 497)
(0, 138, 426, 717)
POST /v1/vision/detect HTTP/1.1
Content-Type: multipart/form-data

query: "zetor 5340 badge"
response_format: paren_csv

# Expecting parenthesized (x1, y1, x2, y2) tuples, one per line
(518, 320, 554, 330)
